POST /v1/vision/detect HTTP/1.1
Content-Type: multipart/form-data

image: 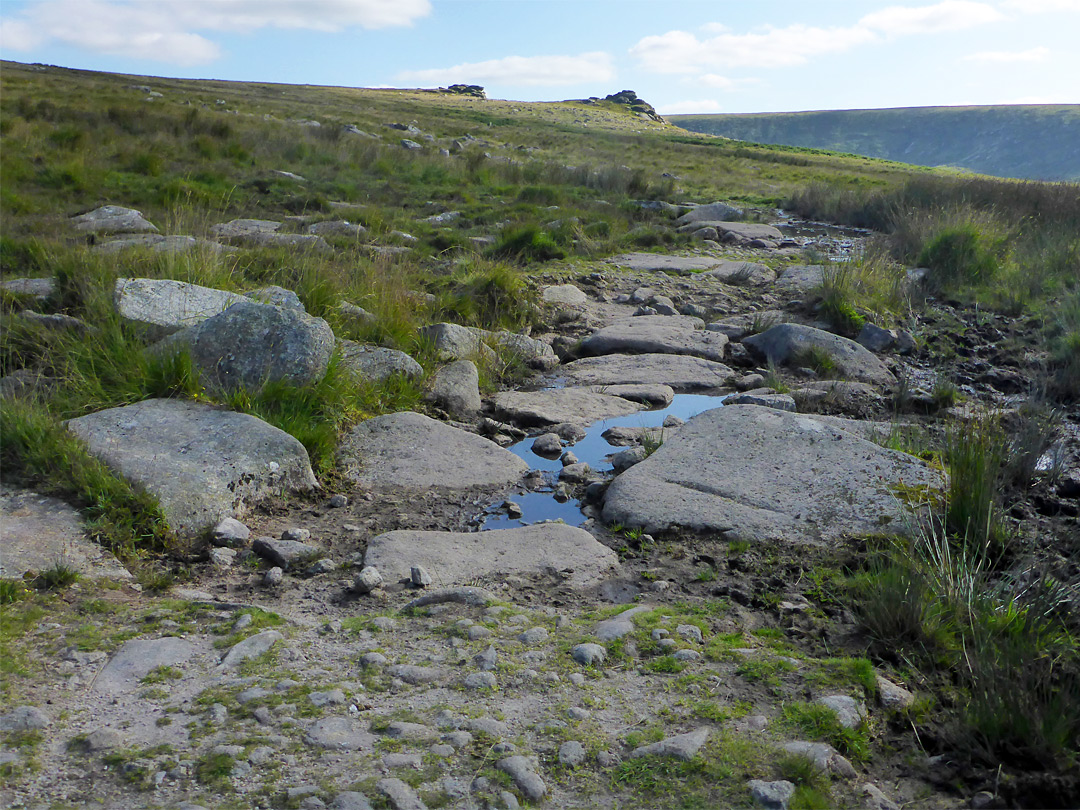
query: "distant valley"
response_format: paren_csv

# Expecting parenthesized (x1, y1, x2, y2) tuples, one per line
(668, 105, 1080, 181)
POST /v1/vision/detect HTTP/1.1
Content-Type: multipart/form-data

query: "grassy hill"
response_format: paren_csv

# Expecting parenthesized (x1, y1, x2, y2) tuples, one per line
(668, 105, 1080, 181)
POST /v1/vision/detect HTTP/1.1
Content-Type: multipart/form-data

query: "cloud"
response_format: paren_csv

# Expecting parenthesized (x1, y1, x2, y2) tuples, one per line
(630, 1, 1004, 74)
(0, 0, 431, 65)
(396, 52, 615, 87)
(859, 1, 1003, 35)
(1000, 0, 1080, 12)
(696, 74, 759, 91)
(655, 99, 725, 115)
(963, 46, 1050, 62)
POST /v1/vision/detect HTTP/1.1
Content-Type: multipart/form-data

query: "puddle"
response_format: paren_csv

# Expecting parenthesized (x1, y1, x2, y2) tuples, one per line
(771, 211, 871, 262)
(482, 393, 727, 529)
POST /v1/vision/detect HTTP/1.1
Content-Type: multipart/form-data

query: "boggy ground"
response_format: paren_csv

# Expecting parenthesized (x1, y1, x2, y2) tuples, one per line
(3, 229, 1078, 810)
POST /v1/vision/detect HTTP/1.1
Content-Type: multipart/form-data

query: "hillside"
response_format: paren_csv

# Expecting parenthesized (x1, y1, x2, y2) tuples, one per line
(1, 62, 1079, 810)
(669, 105, 1080, 181)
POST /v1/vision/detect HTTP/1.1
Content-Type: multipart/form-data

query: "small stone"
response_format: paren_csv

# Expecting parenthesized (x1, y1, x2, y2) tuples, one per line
(863, 783, 901, 810)
(748, 779, 796, 809)
(504, 501, 523, 519)
(596, 751, 620, 767)
(253, 707, 273, 725)
(673, 649, 701, 662)
(212, 517, 250, 547)
(430, 744, 454, 757)
(372, 616, 396, 632)
(497, 756, 547, 801)
(816, 695, 866, 729)
(306, 558, 337, 575)
(444, 730, 473, 748)
(464, 672, 497, 690)
(568, 673, 586, 687)
(567, 707, 590, 720)
(531, 433, 563, 456)
(519, 627, 549, 645)
(377, 777, 426, 809)
(309, 689, 346, 707)
(970, 791, 996, 810)
(209, 547, 237, 568)
(282, 527, 311, 543)
(559, 740, 586, 766)
(410, 566, 433, 587)
(676, 624, 703, 643)
(264, 567, 284, 586)
(360, 652, 387, 668)
(474, 645, 498, 671)
(630, 727, 709, 761)
(329, 494, 349, 508)
(875, 675, 915, 710)
(353, 566, 383, 594)
(572, 643, 606, 666)
(0, 706, 49, 731)
(467, 625, 492, 641)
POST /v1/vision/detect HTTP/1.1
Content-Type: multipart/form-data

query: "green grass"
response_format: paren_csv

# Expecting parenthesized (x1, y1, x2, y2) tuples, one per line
(781, 701, 870, 760)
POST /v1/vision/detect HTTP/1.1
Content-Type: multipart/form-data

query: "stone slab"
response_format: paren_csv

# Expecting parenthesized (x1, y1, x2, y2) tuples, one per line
(558, 353, 735, 390)
(578, 315, 728, 361)
(493, 388, 644, 427)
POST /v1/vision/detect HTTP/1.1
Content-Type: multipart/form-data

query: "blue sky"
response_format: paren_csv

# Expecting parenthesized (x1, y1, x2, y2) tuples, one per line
(1, 0, 1077, 113)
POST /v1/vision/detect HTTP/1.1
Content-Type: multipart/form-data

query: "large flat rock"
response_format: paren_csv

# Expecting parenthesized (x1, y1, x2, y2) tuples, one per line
(0, 485, 131, 580)
(743, 323, 895, 386)
(578, 315, 728, 362)
(607, 254, 723, 274)
(602, 404, 941, 542)
(774, 264, 825, 292)
(364, 524, 619, 588)
(93, 637, 199, 695)
(703, 261, 777, 286)
(66, 399, 318, 539)
(493, 388, 644, 427)
(558, 353, 735, 390)
(339, 411, 527, 490)
(114, 278, 248, 338)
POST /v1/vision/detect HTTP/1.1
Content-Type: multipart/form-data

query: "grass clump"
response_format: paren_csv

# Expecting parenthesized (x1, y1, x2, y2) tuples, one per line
(490, 224, 565, 262)
(917, 222, 1001, 290)
(781, 701, 870, 760)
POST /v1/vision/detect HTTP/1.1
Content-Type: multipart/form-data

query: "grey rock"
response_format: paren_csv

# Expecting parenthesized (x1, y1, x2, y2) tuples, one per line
(495, 388, 644, 427)
(612, 446, 649, 472)
(676, 624, 703, 643)
(336, 301, 377, 326)
(245, 285, 305, 310)
(684, 221, 782, 245)
(631, 727, 710, 760)
(156, 301, 335, 394)
(531, 433, 563, 456)
(212, 517, 250, 547)
(72, 205, 158, 235)
(571, 644, 606, 666)
(560, 353, 735, 390)
(497, 756, 547, 801)
(791, 380, 884, 416)
(220, 630, 283, 669)
(365, 524, 618, 589)
(93, 637, 196, 694)
(591, 383, 675, 406)
(0, 485, 131, 581)
(360, 652, 387, 668)
(724, 392, 797, 411)
(264, 567, 284, 586)
(0, 276, 55, 301)
(630, 200, 680, 216)
(816, 695, 867, 729)
(674, 649, 702, 661)
(419, 323, 494, 362)
(748, 779, 796, 809)
(0, 706, 49, 731)
(388, 665, 444, 685)
(774, 265, 825, 293)
(744, 323, 894, 386)
(353, 566, 383, 594)
(340, 412, 527, 490)
(595, 605, 652, 641)
(468, 625, 492, 641)
(608, 253, 723, 275)
(676, 202, 744, 224)
(781, 741, 855, 778)
(410, 565, 433, 587)
(403, 587, 498, 609)
(385, 721, 436, 742)
(306, 220, 367, 238)
(82, 728, 122, 751)
(559, 462, 591, 482)
(578, 315, 727, 362)
(542, 284, 587, 305)
(519, 627, 549, 645)
(212, 219, 331, 252)
(306, 557, 336, 575)
(14, 311, 92, 333)
(252, 537, 321, 570)
(559, 740, 587, 766)
(444, 730, 473, 748)
(423, 211, 460, 224)
(708, 310, 788, 340)
(209, 547, 237, 567)
(875, 675, 915, 710)
(862, 783, 901, 810)
(338, 340, 423, 383)
(400, 139, 423, 150)
(428, 360, 481, 419)
(603, 405, 941, 541)
(377, 778, 426, 809)
(464, 672, 497, 690)
(474, 646, 498, 671)
(306, 717, 376, 751)
(704, 261, 777, 286)
(114, 277, 247, 338)
(94, 234, 227, 255)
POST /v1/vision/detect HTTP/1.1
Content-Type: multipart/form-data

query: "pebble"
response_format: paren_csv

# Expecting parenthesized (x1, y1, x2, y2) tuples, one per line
(264, 567, 284, 586)
(676, 624, 703, 643)
(410, 565, 433, 587)
(567, 707, 590, 720)
(444, 730, 472, 748)
(518, 627, 549, 645)
(328, 494, 349, 508)
(211, 517, 250, 547)
(282, 527, 311, 543)
(558, 740, 586, 766)
(353, 566, 383, 594)
(372, 617, 396, 632)
(572, 644, 605, 666)
(464, 672, 497, 690)
(748, 779, 796, 809)
(474, 646, 498, 671)
(568, 673, 586, 687)
(497, 756, 547, 801)
(467, 625, 492, 641)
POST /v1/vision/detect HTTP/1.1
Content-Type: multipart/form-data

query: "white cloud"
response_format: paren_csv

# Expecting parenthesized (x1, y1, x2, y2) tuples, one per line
(630, 1, 1004, 74)
(963, 46, 1050, 62)
(0, 0, 431, 65)
(396, 52, 615, 87)
(655, 99, 725, 115)
(1000, 0, 1080, 12)
(859, 1, 1003, 35)
(696, 74, 759, 91)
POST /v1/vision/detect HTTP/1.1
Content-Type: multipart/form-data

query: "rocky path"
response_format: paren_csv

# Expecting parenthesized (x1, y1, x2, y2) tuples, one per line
(3, 210, 1078, 810)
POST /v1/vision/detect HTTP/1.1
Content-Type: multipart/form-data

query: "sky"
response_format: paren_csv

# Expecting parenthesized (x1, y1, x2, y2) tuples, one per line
(1, 0, 1078, 114)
